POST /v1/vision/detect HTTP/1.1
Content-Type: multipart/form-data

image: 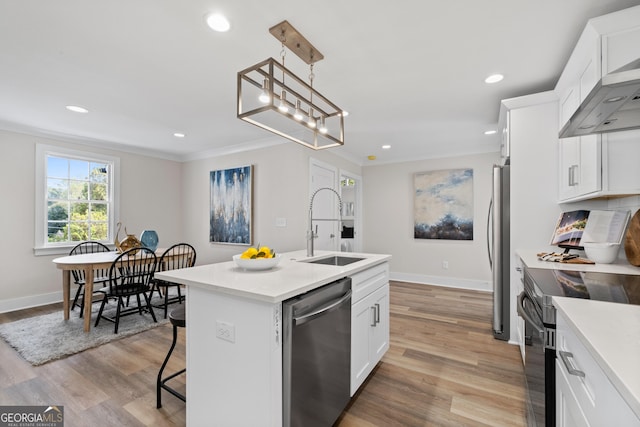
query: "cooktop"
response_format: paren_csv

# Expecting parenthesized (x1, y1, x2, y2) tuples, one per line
(525, 267, 640, 306)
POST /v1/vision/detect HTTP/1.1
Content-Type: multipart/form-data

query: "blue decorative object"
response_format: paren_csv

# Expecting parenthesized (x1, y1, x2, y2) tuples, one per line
(140, 230, 159, 252)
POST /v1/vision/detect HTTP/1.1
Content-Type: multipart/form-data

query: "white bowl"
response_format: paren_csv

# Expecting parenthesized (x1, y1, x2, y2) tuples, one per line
(583, 242, 620, 264)
(233, 253, 282, 271)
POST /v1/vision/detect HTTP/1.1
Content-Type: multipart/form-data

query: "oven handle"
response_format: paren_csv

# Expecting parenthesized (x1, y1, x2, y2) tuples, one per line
(516, 291, 544, 335)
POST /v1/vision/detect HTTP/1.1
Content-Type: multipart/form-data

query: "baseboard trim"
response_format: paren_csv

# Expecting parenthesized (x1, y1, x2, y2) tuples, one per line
(0, 291, 62, 314)
(390, 272, 491, 292)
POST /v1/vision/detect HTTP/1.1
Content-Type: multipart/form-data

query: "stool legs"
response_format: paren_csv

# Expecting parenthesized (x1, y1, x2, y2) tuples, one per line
(157, 322, 186, 408)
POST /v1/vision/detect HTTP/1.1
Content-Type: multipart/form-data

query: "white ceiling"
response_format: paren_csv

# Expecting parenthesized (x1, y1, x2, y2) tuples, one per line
(1, 0, 639, 164)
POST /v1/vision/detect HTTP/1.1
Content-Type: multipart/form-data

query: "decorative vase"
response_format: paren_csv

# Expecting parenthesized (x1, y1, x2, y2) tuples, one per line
(140, 229, 159, 252)
(114, 222, 142, 254)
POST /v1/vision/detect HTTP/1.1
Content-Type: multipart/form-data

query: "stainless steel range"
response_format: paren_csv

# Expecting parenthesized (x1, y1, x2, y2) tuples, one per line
(518, 266, 640, 427)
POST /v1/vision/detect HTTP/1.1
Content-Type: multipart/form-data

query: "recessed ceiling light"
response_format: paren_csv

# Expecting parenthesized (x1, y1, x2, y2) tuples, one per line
(367, 155, 376, 160)
(66, 105, 88, 113)
(382, 145, 391, 149)
(174, 133, 185, 138)
(341, 111, 349, 117)
(485, 74, 504, 84)
(206, 13, 230, 32)
(484, 130, 497, 135)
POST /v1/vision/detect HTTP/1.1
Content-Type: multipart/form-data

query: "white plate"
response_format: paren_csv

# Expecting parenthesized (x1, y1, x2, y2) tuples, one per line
(233, 253, 281, 271)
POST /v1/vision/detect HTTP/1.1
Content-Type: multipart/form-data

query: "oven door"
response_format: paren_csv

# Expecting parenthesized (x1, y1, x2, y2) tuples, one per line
(517, 291, 550, 427)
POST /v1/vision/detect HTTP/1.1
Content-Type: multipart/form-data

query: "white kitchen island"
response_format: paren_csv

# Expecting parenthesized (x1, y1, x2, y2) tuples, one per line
(154, 250, 391, 427)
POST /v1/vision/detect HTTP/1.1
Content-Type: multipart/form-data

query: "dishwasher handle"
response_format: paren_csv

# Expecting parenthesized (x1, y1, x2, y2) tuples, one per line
(293, 290, 352, 326)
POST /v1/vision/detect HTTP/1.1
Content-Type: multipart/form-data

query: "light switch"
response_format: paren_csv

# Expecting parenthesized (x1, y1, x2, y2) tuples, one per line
(275, 217, 287, 227)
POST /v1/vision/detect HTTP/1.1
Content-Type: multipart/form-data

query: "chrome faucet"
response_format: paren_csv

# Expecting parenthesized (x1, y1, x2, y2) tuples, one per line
(307, 187, 343, 257)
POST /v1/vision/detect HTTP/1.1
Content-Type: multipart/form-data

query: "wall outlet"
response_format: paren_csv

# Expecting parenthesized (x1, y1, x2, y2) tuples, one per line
(275, 217, 287, 227)
(442, 261, 449, 269)
(216, 321, 235, 343)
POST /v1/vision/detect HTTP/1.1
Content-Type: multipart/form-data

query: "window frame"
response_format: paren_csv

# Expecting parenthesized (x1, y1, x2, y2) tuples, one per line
(34, 144, 120, 256)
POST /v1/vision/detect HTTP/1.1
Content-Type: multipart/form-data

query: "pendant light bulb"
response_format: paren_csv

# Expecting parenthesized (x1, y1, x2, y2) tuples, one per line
(307, 107, 316, 128)
(293, 100, 304, 121)
(318, 117, 328, 134)
(258, 78, 270, 104)
(278, 90, 289, 113)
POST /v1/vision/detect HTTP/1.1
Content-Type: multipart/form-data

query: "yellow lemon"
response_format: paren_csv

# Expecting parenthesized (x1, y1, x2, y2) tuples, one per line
(243, 247, 258, 258)
(258, 246, 272, 258)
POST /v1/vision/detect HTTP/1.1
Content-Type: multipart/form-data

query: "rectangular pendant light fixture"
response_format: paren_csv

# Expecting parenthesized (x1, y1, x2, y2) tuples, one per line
(237, 20, 345, 150)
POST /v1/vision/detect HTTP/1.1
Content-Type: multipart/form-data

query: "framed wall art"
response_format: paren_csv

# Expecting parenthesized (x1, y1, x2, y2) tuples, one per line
(414, 168, 473, 240)
(210, 165, 252, 245)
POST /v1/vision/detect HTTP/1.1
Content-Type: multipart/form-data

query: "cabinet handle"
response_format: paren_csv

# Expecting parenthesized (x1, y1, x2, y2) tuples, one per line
(559, 351, 585, 378)
(371, 306, 377, 327)
(375, 303, 380, 325)
(570, 164, 579, 186)
(568, 166, 573, 186)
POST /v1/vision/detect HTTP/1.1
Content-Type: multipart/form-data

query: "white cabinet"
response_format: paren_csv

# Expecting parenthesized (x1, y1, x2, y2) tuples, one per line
(556, 6, 640, 132)
(555, 6, 640, 202)
(555, 310, 640, 427)
(558, 135, 601, 202)
(558, 131, 640, 202)
(350, 263, 389, 395)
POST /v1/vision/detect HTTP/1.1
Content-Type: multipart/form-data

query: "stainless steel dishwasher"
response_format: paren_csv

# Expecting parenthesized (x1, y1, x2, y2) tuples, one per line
(282, 277, 352, 427)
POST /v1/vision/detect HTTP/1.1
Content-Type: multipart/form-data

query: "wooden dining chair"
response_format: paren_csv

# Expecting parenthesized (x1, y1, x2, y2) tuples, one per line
(150, 243, 196, 318)
(95, 247, 158, 333)
(69, 241, 111, 318)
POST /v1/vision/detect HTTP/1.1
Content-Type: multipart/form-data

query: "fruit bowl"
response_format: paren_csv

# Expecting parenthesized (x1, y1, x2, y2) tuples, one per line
(233, 253, 282, 271)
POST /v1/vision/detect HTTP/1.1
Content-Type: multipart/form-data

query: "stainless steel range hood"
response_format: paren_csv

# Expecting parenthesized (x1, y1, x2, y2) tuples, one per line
(559, 58, 640, 138)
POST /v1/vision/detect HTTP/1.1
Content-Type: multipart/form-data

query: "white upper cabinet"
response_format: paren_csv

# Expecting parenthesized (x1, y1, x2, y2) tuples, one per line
(556, 5, 640, 203)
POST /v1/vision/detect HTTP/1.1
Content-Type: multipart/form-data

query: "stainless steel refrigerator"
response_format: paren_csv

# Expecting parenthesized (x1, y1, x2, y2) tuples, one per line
(488, 161, 510, 341)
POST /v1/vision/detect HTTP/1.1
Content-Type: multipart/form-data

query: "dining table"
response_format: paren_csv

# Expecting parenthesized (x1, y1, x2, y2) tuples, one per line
(52, 248, 164, 332)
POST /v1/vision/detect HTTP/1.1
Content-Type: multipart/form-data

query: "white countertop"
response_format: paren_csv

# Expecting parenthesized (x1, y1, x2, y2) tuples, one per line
(553, 297, 640, 419)
(154, 250, 392, 303)
(518, 250, 640, 275)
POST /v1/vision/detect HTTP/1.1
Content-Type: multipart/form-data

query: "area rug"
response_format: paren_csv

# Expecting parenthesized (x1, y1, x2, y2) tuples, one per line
(0, 294, 177, 366)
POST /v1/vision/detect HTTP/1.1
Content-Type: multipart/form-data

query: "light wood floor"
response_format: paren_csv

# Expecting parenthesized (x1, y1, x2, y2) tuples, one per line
(0, 281, 526, 426)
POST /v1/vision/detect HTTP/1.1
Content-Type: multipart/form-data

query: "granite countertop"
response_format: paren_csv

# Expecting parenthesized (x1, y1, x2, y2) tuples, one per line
(153, 250, 392, 303)
(553, 297, 640, 419)
(518, 250, 640, 275)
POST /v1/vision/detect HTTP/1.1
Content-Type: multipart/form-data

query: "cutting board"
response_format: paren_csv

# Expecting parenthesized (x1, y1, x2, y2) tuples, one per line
(624, 209, 640, 266)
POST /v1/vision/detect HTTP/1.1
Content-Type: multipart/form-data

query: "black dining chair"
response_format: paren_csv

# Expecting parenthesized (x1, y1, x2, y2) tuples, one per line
(69, 241, 111, 318)
(150, 243, 196, 318)
(95, 247, 158, 333)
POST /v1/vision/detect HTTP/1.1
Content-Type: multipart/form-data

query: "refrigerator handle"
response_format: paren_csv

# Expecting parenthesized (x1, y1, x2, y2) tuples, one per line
(487, 197, 493, 269)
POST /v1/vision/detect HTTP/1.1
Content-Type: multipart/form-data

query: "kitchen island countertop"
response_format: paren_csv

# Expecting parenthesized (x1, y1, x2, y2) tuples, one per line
(154, 249, 391, 303)
(553, 297, 640, 419)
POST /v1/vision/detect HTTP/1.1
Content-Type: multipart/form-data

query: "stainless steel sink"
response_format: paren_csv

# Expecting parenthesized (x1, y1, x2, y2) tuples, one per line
(302, 255, 364, 266)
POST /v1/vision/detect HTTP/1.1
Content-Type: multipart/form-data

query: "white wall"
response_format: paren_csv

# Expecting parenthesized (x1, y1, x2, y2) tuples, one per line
(0, 130, 183, 312)
(362, 152, 500, 291)
(181, 141, 362, 265)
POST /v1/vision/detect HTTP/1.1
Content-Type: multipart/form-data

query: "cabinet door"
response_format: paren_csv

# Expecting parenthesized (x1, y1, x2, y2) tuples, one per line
(576, 135, 601, 196)
(556, 360, 592, 427)
(351, 294, 375, 395)
(370, 284, 389, 362)
(559, 138, 580, 200)
(350, 282, 390, 396)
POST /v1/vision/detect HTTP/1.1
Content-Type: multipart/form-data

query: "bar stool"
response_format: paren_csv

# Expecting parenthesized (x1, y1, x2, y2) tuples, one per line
(157, 305, 186, 408)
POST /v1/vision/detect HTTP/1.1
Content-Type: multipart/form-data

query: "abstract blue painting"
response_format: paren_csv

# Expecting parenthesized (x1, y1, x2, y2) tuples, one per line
(414, 168, 473, 240)
(210, 165, 252, 245)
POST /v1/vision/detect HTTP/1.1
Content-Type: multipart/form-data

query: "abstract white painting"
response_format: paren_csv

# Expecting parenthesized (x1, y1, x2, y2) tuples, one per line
(414, 168, 473, 240)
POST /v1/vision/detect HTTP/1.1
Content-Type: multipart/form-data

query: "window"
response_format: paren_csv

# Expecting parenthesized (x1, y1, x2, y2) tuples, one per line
(35, 144, 119, 255)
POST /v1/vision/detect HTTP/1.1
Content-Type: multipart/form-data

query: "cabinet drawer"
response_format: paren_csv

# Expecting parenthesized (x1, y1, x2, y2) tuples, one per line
(350, 263, 388, 304)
